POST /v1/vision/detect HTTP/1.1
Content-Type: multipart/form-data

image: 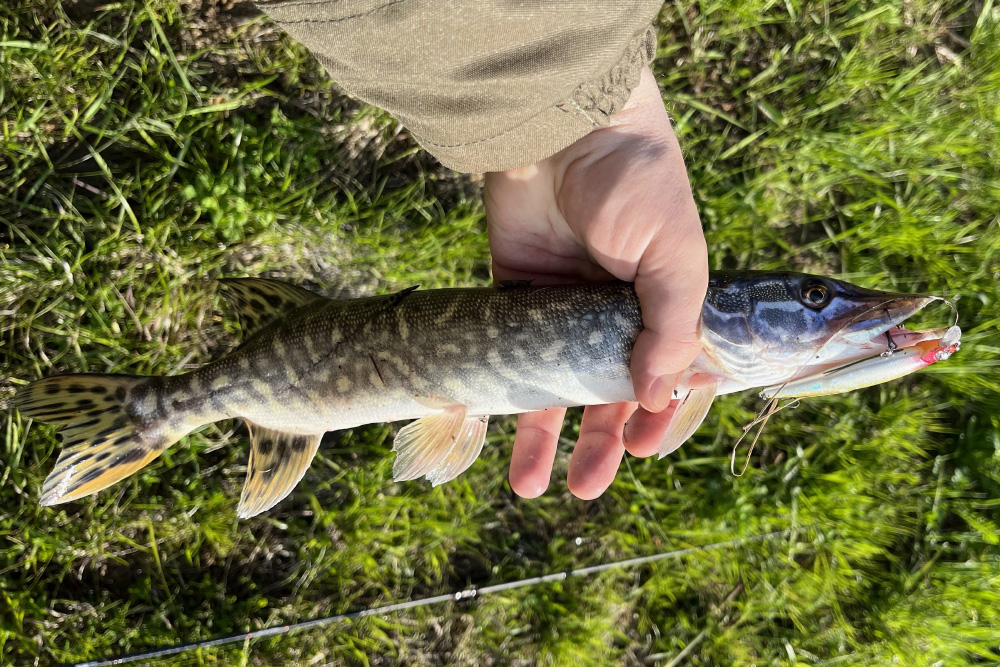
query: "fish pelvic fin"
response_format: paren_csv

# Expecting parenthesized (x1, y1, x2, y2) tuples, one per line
(217, 278, 327, 337)
(237, 423, 322, 519)
(15, 374, 186, 506)
(392, 406, 488, 486)
(658, 377, 717, 458)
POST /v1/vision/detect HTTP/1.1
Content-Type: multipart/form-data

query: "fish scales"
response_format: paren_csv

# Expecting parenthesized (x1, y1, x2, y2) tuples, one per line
(15, 273, 957, 516)
(166, 282, 643, 435)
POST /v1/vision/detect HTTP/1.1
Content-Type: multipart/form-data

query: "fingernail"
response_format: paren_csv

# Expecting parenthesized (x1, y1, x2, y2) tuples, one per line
(647, 375, 676, 413)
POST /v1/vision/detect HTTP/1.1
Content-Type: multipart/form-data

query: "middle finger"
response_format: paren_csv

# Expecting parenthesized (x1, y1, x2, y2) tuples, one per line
(567, 401, 637, 500)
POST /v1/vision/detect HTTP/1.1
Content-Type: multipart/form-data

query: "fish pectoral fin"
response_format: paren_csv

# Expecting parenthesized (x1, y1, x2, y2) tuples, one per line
(217, 278, 327, 337)
(392, 406, 488, 486)
(658, 377, 718, 458)
(237, 423, 322, 518)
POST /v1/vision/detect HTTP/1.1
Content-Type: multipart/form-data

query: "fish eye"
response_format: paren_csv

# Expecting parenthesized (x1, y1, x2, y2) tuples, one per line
(800, 280, 832, 308)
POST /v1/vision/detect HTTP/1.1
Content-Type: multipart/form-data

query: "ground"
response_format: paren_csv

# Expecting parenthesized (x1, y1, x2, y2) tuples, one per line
(0, 0, 998, 665)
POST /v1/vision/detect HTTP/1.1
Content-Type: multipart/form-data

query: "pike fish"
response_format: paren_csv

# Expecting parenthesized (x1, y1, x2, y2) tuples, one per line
(15, 272, 959, 517)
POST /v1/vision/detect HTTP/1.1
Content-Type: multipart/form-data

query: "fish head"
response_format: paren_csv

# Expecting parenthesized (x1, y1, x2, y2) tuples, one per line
(700, 272, 934, 383)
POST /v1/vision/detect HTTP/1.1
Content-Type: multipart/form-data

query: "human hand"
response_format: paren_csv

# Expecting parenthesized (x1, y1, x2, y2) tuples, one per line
(485, 66, 708, 500)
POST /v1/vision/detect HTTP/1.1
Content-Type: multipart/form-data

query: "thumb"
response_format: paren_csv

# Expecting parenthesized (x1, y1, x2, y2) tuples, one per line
(630, 226, 709, 413)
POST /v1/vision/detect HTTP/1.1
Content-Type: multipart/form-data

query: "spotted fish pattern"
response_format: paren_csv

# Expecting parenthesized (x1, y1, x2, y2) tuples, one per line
(16, 274, 939, 517)
(17, 280, 643, 517)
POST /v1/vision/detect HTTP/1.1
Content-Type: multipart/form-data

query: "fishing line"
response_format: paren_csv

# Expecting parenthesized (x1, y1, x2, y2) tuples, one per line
(730, 397, 801, 476)
(731, 294, 959, 474)
(60, 531, 788, 667)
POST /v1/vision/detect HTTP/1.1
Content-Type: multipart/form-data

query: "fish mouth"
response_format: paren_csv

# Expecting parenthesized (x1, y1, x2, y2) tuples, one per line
(787, 293, 955, 385)
(763, 322, 961, 399)
(833, 294, 937, 346)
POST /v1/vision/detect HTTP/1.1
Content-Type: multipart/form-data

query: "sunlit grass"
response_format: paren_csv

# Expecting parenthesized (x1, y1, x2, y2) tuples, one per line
(1, 0, 998, 664)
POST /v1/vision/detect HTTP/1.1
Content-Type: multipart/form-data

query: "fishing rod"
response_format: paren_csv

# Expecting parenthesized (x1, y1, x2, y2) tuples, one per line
(61, 530, 788, 667)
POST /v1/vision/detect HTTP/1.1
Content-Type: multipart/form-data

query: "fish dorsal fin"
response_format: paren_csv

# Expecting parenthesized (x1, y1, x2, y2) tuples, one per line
(658, 377, 718, 458)
(238, 423, 322, 518)
(392, 406, 489, 486)
(218, 278, 326, 336)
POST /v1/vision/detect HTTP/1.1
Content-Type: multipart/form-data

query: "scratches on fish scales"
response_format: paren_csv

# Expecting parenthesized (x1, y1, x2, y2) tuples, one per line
(385, 285, 419, 310)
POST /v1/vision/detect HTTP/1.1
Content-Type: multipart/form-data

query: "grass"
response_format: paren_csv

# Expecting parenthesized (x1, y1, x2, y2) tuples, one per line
(1, 0, 998, 664)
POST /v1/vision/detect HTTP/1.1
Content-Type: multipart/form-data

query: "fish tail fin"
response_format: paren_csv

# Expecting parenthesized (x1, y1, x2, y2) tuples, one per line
(15, 374, 187, 506)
